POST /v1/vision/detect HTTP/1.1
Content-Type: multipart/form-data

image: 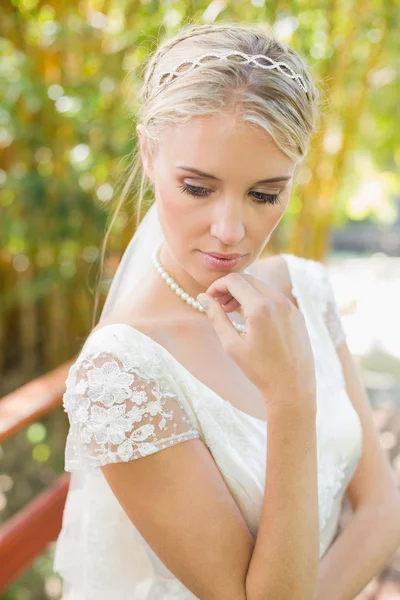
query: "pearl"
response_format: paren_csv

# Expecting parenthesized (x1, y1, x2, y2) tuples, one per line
(151, 242, 247, 333)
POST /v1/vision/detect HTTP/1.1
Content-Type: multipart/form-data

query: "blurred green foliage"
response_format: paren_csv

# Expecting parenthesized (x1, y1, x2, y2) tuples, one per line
(1, 0, 399, 310)
(0, 1, 399, 598)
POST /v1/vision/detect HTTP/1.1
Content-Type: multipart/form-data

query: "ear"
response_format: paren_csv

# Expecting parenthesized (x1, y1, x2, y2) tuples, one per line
(136, 124, 154, 182)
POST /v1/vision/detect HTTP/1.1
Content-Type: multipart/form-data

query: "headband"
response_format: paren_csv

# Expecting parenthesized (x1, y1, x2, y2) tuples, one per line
(155, 50, 308, 94)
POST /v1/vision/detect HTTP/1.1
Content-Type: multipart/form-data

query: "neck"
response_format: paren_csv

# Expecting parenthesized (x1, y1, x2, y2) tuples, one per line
(156, 242, 246, 320)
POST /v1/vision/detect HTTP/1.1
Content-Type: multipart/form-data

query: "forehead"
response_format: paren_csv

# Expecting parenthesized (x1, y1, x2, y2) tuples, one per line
(156, 111, 296, 179)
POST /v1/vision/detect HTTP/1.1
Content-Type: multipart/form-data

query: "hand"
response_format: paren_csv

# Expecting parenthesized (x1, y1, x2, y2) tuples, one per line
(197, 272, 316, 411)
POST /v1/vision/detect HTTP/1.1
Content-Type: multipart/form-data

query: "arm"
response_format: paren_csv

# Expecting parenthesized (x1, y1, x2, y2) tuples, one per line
(245, 402, 320, 600)
(67, 343, 319, 600)
(102, 400, 319, 600)
(313, 339, 400, 600)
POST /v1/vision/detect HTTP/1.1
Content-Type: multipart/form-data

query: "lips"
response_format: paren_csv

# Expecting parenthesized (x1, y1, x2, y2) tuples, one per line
(203, 252, 243, 259)
(200, 251, 244, 271)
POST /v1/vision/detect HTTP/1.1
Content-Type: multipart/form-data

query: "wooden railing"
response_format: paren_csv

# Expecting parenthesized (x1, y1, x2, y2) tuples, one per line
(0, 360, 75, 592)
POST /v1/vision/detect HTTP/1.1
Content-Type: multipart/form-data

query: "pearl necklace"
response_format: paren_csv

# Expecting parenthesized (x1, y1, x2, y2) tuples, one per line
(151, 242, 247, 332)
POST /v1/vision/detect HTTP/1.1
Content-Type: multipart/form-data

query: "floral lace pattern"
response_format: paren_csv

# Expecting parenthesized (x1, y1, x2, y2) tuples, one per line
(283, 255, 347, 349)
(315, 260, 347, 348)
(63, 346, 201, 469)
(324, 294, 347, 347)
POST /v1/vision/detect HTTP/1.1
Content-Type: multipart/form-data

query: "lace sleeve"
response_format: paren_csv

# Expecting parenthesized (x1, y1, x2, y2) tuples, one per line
(319, 264, 347, 348)
(63, 347, 201, 471)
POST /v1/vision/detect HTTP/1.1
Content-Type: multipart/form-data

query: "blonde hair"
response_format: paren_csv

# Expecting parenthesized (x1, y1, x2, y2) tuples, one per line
(91, 22, 320, 329)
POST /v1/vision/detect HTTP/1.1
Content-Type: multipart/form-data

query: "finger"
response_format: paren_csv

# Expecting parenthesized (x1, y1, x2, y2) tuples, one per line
(197, 293, 241, 347)
(218, 273, 286, 304)
(206, 273, 280, 317)
(220, 296, 241, 313)
(217, 274, 279, 313)
(215, 291, 234, 305)
(214, 291, 241, 312)
(243, 273, 283, 298)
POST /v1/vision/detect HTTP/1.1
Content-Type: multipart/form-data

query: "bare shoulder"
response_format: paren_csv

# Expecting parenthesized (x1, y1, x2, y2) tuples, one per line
(88, 310, 163, 342)
(251, 254, 297, 307)
(89, 308, 185, 350)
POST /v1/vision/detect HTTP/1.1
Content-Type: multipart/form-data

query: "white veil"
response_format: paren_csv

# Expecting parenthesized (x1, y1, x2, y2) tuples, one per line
(97, 201, 164, 324)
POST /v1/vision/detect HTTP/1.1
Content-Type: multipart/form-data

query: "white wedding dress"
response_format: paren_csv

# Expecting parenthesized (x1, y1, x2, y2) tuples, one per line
(53, 253, 363, 599)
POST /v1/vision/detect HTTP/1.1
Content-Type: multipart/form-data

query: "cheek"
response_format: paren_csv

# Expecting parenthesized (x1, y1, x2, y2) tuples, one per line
(156, 182, 195, 245)
(158, 179, 183, 217)
(252, 200, 288, 242)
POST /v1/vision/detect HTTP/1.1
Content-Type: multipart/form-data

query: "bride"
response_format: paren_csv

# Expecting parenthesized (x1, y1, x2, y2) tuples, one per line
(53, 21, 400, 600)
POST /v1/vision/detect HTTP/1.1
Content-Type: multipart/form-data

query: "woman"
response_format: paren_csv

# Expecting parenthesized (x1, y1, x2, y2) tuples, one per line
(53, 22, 400, 600)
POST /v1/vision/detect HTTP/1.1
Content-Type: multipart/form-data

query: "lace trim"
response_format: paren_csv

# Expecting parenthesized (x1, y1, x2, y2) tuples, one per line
(285, 255, 347, 348)
(63, 346, 201, 470)
(324, 293, 347, 347)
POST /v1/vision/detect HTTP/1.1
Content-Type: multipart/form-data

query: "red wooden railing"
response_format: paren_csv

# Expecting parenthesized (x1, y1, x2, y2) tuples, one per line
(0, 360, 75, 592)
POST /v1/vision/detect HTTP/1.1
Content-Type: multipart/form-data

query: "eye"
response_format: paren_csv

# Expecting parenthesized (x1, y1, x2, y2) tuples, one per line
(250, 191, 282, 205)
(179, 183, 210, 197)
(179, 183, 282, 205)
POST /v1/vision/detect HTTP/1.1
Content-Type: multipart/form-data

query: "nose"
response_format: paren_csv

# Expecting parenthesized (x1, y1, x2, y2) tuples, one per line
(210, 199, 245, 246)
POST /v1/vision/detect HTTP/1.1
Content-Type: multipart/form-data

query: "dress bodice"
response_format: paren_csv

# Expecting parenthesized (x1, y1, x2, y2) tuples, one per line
(53, 253, 363, 600)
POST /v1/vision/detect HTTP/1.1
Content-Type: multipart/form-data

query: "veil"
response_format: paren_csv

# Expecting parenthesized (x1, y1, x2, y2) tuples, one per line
(97, 201, 164, 324)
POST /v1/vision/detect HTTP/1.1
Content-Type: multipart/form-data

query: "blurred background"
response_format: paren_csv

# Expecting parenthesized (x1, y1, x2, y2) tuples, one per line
(0, 0, 399, 599)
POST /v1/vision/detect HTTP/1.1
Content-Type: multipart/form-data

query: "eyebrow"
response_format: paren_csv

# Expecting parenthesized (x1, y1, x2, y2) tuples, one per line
(176, 165, 291, 184)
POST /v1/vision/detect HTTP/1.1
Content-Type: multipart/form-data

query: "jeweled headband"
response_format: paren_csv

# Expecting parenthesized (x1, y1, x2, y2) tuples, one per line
(155, 50, 308, 94)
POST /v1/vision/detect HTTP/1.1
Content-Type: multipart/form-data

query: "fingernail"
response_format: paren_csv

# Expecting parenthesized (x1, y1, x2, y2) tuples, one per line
(197, 293, 210, 310)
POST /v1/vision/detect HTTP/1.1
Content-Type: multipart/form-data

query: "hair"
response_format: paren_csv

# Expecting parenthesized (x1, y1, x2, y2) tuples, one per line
(91, 21, 321, 330)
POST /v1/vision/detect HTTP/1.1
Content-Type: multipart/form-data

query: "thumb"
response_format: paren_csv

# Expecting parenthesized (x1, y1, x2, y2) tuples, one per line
(197, 293, 238, 347)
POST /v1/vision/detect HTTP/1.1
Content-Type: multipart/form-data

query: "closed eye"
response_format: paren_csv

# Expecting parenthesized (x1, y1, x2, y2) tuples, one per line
(179, 183, 282, 206)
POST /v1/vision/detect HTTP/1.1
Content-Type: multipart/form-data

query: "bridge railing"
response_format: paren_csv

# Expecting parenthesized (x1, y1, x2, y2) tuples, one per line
(0, 360, 75, 592)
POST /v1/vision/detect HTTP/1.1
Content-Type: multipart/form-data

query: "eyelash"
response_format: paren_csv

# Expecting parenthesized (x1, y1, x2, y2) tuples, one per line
(179, 183, 282, 205)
